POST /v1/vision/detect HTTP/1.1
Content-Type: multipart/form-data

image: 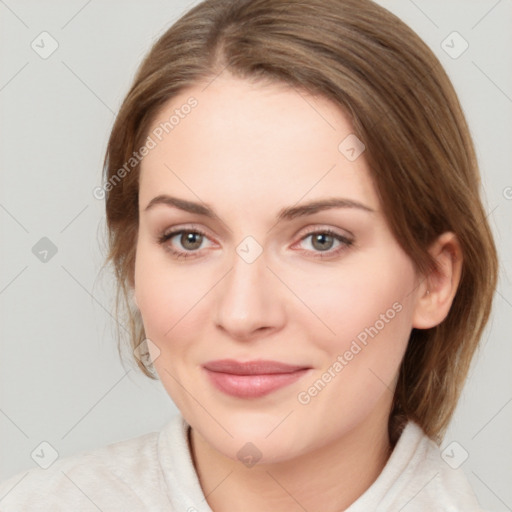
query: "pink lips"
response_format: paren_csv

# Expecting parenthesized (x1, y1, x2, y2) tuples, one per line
(203, 359, 310, 398)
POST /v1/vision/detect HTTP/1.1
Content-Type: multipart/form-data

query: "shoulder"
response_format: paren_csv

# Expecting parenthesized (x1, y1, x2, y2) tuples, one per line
(348, 421, 488, 512)
(414, 425, 483, 509)
(387, 422, 486, 511)
(0, 426, 168, 512)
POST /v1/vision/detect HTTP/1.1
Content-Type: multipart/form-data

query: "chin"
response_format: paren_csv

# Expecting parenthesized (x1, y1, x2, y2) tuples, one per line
(191, 408, 315, 463)
(214, 429, 307, 466)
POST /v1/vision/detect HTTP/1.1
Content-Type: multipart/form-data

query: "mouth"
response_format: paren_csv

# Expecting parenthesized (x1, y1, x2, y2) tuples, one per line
(202, 359, 311, 398)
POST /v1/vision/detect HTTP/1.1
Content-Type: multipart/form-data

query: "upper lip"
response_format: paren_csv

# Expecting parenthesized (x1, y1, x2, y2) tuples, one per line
(203, 359, 309, 375)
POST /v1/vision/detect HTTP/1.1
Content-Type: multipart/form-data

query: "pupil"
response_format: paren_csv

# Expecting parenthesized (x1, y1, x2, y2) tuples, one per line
(313, 233, 333, 251)
(182, 232, 202, 250)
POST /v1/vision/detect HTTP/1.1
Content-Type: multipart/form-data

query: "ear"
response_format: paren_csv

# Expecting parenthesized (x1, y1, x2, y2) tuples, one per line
(412, 232, 463, 329)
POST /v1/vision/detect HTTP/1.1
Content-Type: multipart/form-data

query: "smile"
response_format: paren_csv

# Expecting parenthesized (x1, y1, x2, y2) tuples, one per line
(202, 359, 311, 398)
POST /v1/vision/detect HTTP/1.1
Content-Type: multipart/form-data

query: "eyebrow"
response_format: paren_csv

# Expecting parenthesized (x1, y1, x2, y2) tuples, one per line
(144, 194, 374, 221)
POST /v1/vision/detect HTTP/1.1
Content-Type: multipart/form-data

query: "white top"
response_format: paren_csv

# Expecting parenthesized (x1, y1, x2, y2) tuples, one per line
(0, 414, 486, 511)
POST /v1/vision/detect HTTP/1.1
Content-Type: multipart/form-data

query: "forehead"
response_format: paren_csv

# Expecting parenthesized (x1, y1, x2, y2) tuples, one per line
(138, 74, 378, 214)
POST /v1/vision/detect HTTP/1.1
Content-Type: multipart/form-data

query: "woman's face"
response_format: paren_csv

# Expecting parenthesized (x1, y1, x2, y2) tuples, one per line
(134, 74, 422, 464)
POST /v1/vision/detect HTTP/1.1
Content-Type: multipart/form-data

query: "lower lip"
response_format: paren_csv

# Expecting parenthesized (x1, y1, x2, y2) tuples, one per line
(204, 368, 310, 398)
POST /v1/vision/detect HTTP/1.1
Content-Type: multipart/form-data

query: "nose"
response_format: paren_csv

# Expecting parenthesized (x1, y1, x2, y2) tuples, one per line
(213, 247, 286, 341)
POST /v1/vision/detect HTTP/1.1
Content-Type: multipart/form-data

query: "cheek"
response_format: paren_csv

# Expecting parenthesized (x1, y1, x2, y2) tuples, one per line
(134, 241, 214, 350)
(290, 254, 416, 434)
(297, 254, 416, 350)
(133, 244, 210, 408)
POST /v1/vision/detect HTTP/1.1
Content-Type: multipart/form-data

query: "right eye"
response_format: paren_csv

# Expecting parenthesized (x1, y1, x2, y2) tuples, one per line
(158, 228, 214, 259)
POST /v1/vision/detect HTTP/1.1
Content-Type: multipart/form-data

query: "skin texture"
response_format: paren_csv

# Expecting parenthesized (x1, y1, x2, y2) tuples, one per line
(134, 74, 462, 512)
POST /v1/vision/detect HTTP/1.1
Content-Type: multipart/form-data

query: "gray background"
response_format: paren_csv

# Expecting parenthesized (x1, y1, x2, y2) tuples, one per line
(0, 0, 511, 510)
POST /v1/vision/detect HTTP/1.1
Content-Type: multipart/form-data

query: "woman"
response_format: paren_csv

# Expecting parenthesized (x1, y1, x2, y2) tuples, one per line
(0, 0, 498, 510)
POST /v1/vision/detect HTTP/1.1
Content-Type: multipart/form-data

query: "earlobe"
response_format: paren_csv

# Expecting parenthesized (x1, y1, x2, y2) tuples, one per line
(412, 232, 463, 329)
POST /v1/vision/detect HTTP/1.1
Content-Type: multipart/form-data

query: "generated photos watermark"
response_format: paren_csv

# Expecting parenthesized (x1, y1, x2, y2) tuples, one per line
(297, 301, 403, 405)
(93, 96, 198, 200)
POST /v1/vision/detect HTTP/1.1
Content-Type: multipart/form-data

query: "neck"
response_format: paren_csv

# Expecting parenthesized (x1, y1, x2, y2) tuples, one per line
(189, 405, 393, 512)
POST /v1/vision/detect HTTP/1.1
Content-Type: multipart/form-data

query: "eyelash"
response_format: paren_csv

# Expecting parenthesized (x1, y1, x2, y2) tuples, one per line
(157, 228, 211, 260)
(157, 227, 354, 260)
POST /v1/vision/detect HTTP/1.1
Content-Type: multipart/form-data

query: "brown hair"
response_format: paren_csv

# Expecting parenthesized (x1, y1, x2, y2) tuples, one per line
(102, 0, 498, 442)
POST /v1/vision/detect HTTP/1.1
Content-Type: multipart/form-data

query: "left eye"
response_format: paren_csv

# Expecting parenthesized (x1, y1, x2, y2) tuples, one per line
(296, 230, 353, 256)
